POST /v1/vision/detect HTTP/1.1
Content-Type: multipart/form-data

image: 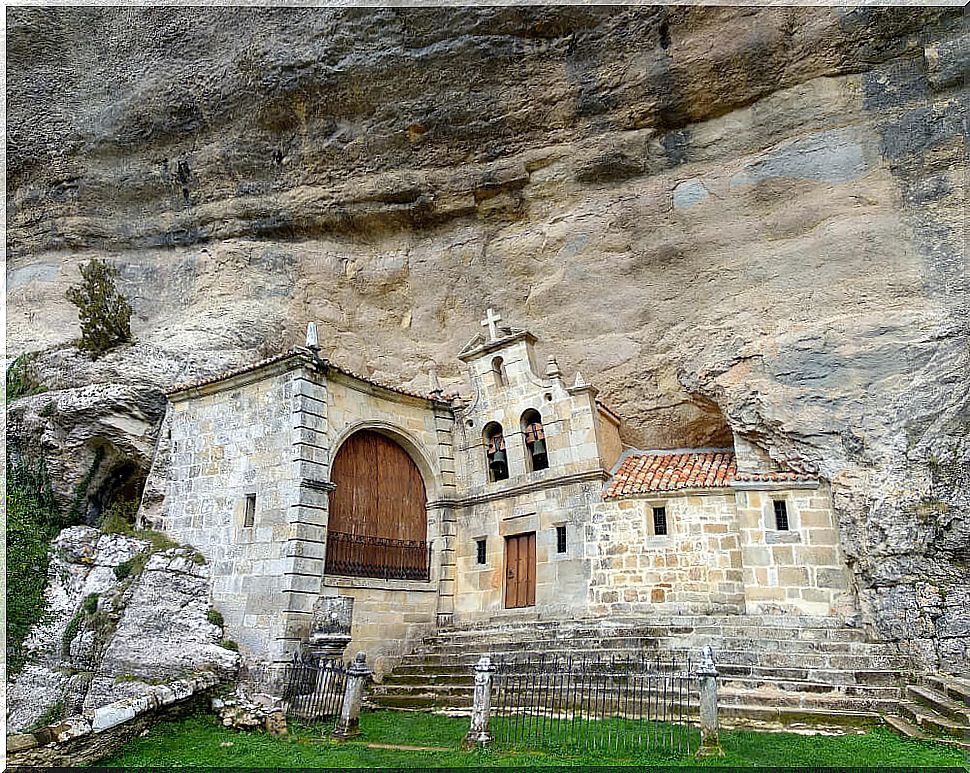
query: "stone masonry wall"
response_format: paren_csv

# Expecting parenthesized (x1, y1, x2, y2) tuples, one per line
(161, 366, 299, 660)
(735, 483, 857, 617)
(588, 492, 746, 615)
(453, 481, 597, 622)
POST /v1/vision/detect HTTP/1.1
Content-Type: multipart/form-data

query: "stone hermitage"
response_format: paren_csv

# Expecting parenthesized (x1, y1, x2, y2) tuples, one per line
(144, 315, 854, 673)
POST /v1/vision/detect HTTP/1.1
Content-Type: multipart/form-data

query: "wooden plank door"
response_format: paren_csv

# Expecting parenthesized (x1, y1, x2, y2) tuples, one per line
(505, 532, 536, 608)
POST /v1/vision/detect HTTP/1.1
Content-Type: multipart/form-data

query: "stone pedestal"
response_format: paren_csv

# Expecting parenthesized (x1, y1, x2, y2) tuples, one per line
(307, 595, 353, 661)
(462, 655, 496, 749)
(331, 652, 372, 740)
(695, 645, 724, 758)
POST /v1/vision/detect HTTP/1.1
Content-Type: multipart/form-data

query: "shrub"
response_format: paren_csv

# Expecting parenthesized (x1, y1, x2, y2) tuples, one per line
(30, 701, 64, 731)
(218, 639, 239, 652)
(207, 609, 225, 628)
(113, 552, 148, 581)
(65, 259, 133, 356)
(82, 593, 99, 614)
(39, 400, 57, 418)
(61, 610, 84, 657)
(6, 353, 47, 403)
(6, 449, 61, 673)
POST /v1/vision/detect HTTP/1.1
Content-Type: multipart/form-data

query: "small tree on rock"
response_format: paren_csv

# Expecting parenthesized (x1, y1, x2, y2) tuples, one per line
(66, 259, 133, 355)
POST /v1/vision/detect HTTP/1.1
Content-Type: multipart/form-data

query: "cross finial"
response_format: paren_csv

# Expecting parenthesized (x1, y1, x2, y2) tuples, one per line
(480, 307, 502, 341)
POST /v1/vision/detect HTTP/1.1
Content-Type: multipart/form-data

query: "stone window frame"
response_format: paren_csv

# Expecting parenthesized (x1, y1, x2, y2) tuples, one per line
(766, 495, 798, 532)
(491, 356, 508, 388)
(555, 524, 567, 554)
(646, 500, 672, 540)
(242, 492, 257, 528)
(475, 536, 488, 565)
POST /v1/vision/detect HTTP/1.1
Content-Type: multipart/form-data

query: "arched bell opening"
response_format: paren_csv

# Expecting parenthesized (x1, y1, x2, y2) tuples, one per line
(325, 429, 430, 581)
(483, 421, 509, 482)
(521, 408, 549, 472)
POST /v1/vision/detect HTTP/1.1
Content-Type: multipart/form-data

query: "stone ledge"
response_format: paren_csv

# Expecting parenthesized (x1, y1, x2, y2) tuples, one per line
(323, 576, 437, 593)
(5, 670, 224, 765)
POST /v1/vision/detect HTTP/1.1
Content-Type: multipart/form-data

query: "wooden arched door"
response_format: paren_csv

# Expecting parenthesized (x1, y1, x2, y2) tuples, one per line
(325, 430, 429, 580)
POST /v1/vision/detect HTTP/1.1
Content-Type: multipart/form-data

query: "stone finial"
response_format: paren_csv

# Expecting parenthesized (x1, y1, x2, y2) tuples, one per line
(305, 322, 319, 352)
(573, 371, 587, 389)
(429, 365, 443, 399)
(545, 356, 563, 383)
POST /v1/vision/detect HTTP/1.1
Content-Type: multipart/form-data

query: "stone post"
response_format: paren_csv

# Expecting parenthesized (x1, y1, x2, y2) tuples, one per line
(695, 645, 723, 757)
(462, 655, 496, 749)
(331, 652, 372, 741)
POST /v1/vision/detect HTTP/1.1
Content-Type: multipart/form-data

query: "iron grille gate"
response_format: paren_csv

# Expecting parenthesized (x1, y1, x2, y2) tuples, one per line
(281, 653, 348, 725)
(491, 653, 697, 754)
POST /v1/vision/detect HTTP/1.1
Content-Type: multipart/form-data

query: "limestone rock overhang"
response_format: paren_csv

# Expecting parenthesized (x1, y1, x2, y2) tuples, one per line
(604, 448, 818, 500)
(165, 346, 452, 408)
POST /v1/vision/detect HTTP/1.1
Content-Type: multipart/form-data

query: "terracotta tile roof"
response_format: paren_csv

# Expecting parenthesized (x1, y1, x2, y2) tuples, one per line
(605, 450, 737, 498)
(605, 449, 818, 498)
(167, 347, 449, 404)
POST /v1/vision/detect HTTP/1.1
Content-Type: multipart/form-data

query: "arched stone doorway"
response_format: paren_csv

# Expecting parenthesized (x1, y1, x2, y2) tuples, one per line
(325, 430, 430, 581)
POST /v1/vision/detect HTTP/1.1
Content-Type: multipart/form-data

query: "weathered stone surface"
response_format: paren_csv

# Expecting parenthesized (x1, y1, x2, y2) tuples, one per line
(6, 529, 237, 733)
(5, 7, 968, 672)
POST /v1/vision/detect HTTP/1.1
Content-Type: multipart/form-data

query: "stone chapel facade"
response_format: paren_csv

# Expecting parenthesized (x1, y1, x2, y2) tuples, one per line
(144, 316, 856, 673)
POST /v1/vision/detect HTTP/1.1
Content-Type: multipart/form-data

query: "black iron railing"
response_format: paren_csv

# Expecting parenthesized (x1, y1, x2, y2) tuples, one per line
(324, 530, 431, 581)
(491, 653, 697, 754)
(281, 652, 348, 724)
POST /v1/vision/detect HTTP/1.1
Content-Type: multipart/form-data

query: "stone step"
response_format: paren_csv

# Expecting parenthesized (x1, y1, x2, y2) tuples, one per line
(920, 674, 970, 708)
(718, 677, 900, 699)
(429, 624, 870, 645)
(369, 681, 893, 714)
(413, 638, 894, 658)
(400, 649, 910, 672)
(719, 704, 880, 727)
(906, 685, 970, 725)
(444, 614, 854, 632)
(394, 657, 904, 688)
(883, 714, 930, 741)
(899, 700, 970, 739)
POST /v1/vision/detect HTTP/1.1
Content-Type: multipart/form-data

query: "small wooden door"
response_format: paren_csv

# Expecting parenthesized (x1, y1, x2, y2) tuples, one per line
(505, 533, 536, 609)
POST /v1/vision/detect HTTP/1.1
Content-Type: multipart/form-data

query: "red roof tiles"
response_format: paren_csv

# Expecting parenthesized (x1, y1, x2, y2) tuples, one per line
(604, 450, 817, 499)
(605, 451, 737, 498)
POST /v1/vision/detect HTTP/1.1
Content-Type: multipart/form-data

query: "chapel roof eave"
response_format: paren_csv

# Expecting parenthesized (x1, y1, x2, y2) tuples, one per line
(166, 346, 452, 406)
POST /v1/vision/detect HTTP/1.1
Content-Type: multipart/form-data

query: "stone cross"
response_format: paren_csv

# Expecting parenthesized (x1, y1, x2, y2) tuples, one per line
(480, 308, 502, 341)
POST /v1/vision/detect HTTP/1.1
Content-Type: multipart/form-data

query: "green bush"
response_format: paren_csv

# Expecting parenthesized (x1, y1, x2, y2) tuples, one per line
(82, 593, 99, 614)
(207, 609, 225, 628)
(39, 400, 57, 418)
(6, 352, 48, 403)
(65, 259, 133, 356)
(218, 639, 239, 652)
(113, 552, 148, 581)
(61, 610, 83, 657)
(6, 450, 61, 673)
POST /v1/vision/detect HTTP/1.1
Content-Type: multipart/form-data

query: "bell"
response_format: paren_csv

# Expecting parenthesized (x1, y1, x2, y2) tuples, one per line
(489, 448, 507, 468)
(531, 438, 547, 457)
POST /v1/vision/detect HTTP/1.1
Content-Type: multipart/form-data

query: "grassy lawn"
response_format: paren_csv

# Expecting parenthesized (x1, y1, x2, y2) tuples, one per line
(96, 709, 966, 768)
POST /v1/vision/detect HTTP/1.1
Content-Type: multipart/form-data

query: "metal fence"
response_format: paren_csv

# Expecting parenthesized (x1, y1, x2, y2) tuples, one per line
(490, 653, 697, 754)
(281, 653, 349, 724)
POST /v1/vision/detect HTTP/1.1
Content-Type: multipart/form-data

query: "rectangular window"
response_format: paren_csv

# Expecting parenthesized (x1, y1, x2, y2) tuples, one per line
(556, 525, 567, 554)
(243, 494, 256, 528)
(652, 506, 668, 536)
(476, 538, 487, 565)
(773, 500, 790, 531)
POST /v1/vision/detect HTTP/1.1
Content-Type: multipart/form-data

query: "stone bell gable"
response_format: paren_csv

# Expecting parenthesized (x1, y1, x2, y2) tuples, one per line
(453, 311, 623, 497)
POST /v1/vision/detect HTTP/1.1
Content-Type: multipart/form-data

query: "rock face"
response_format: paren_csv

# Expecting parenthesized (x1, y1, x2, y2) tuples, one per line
(5, 8, 968, 671)
(6, 526, 238, 733)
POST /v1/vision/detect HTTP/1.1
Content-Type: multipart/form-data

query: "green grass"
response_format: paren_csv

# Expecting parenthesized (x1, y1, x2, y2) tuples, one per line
(96, 709, 966, 768)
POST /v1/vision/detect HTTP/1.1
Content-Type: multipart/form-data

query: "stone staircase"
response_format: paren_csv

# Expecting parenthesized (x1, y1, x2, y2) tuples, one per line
(884, 674, 970, 749)
(368, 615, 913, 728)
